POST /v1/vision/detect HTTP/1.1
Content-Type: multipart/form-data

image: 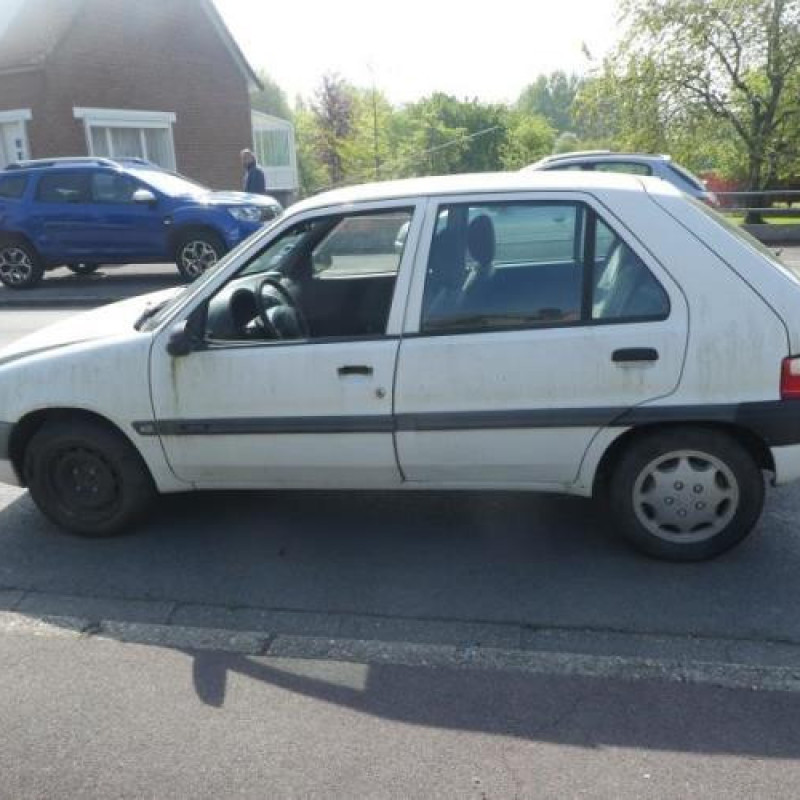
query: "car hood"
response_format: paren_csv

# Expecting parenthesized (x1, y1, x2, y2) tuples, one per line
(201, 191, 280, 207)
(0, 288, 182, 366)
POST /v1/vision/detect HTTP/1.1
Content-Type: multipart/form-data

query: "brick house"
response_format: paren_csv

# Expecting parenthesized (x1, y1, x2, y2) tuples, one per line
(0, 0, 298, 199)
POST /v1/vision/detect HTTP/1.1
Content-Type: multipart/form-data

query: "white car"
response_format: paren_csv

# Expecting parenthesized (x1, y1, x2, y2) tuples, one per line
(2, 171, 800, 561)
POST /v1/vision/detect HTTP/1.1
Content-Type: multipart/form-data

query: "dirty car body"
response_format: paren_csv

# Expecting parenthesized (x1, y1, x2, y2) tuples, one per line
(2, 170, 800, 561)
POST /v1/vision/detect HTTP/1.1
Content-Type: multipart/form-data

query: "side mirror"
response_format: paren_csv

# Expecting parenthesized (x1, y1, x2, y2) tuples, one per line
(166, 303, 206, 357)
(166, 321, 193, 357)
(133, 188, 157, 206)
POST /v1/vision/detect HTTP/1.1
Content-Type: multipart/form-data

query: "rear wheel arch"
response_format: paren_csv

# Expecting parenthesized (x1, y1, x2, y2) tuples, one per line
(9, 408, 150, 487)
(593, 421, 774, 498)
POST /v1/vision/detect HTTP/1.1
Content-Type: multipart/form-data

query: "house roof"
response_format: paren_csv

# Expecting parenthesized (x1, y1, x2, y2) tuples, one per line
(0, 0, 85, 72)
(0, 0, 262, 90)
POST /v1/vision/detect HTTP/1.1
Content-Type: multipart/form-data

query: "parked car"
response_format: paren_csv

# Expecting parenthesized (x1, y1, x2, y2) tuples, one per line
(1, 170, 800, 561)
(524, 151, 719, 206)
(0, 157, 282, 288)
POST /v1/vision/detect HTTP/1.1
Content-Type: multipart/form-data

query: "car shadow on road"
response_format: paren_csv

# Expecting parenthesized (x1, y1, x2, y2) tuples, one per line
(1, 485, 800, 756)
(183, 646, 800, 758)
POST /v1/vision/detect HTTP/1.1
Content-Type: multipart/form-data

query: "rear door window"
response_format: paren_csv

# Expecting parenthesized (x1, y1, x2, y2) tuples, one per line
(593, 161, 652, 176)
(420, 200, 669, 334)
(0, 174, 27, 199)
(35, 172, 91, 204)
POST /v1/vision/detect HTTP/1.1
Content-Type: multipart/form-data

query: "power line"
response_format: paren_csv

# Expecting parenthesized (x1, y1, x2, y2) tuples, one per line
(316, 125, 503, 193)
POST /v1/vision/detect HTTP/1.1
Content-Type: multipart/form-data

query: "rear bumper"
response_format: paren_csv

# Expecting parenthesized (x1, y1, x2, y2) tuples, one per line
(771, 444, 800, 486)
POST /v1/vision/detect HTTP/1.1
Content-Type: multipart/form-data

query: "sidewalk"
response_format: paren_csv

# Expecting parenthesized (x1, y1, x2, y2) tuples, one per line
(0, 263, 182, 309)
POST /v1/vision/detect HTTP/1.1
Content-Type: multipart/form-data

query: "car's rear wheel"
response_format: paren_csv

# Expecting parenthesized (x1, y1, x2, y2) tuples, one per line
(0, 241, 44, 289)
(175, 231, 226, 281)
(67, 262, 100, 276)
(607, 428, 764, 561)
(24, 419, 156, 537)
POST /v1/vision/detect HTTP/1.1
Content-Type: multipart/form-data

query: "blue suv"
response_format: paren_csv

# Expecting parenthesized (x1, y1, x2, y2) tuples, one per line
(0, 157, 282, 288)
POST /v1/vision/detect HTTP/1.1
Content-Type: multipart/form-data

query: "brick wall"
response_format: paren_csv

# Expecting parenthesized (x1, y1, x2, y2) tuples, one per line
(0, 0, 254, 189)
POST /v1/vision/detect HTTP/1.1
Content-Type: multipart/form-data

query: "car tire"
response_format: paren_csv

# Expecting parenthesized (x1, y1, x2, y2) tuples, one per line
(0, 240, 45, 289)
(607, 427, 764, 561)
(24, 419, 157, 537)
(175, 230, 226, 282)
(67, 262, 100, 276)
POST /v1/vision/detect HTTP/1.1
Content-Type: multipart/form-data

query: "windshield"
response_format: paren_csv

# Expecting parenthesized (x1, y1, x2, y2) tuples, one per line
(689, 197, 800, 283)
(129, 168, 208, 197)
(136, 212, 287, 331)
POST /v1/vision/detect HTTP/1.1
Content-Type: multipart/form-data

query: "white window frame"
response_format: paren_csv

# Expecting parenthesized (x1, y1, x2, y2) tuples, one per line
(0, 108, 32, 166)
(73, 107, 177, 170)
(251, 110, 299, 192)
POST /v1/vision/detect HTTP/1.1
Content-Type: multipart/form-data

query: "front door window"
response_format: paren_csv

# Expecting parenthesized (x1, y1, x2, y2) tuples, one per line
(204, 209, 413, 343)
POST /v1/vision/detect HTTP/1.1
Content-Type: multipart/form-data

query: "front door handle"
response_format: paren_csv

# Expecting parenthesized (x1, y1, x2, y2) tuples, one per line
(337, 365, 373, 377)
(612, 348, 659, 363)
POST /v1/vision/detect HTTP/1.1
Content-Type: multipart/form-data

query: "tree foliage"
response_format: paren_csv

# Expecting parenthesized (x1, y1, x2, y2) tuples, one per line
(250, 70, 292, 120)
(517, 71, 582, 133)
(577, 0, 800, 189)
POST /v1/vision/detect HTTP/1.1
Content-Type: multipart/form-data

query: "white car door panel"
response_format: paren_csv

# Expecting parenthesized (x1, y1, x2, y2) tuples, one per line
(149, 202, 423, 488)
(394, 193, 689, 485)
(149, 339, 400, 486)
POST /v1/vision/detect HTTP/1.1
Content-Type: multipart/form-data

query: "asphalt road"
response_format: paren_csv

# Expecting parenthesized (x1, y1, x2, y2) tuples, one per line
(3, 255, 800, 796)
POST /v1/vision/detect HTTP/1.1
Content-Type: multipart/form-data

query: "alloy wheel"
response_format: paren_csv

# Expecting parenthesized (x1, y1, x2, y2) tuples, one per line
(179, 240, 218, 279)
(0, 246, 34, 287)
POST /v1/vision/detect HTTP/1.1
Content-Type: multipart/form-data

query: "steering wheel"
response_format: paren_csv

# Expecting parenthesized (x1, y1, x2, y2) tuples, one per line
(255, 276, 310, 339)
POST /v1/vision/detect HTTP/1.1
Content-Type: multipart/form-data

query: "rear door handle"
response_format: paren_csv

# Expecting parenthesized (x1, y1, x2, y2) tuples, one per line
(337, 365, 373, 377)
(612, 348, 659, 363)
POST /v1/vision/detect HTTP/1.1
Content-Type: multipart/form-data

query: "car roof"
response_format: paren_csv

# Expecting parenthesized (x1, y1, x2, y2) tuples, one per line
(537, 152, 671, 165)
(3, 157, 154, 174)
(291, 170, 679, 214)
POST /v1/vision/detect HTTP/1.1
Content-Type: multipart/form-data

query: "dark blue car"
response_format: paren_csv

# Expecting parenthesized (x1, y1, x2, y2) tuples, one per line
(0, 157, 282, 288)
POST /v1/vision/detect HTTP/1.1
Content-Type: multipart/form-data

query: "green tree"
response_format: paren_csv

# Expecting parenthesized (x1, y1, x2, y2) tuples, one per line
(517, 72, 582, 133)
(293, 100, 328, 196)
(500, 113, 556, 169)
(597, 0, 800, 195)
(250, 70, 292, 120)
(311, 73, 355, 186)
(389, 94, 509, 176)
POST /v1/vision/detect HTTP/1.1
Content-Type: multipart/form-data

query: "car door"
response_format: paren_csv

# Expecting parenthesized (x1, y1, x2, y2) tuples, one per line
(28, 170, 95, 261)
(393, 192, 688, 487)
(148, 201, 423, 488)
(88, 171, 167, 260)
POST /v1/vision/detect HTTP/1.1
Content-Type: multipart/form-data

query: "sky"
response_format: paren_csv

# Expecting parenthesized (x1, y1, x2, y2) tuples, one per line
(214, 0, 622, 105)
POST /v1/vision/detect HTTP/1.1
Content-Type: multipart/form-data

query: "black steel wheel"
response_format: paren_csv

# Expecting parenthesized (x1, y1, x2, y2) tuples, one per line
(24, 419, 156, 537)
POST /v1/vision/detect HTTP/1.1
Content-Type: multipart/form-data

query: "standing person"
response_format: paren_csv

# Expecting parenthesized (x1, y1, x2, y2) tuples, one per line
(241, 148, 267, 195)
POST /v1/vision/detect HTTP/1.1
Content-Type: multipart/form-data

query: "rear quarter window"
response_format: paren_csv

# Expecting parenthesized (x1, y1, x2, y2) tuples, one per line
(0, 174, 27, 199)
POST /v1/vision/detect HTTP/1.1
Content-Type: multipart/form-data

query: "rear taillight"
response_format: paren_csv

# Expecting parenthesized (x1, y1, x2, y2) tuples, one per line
(781, 356, 800, 398)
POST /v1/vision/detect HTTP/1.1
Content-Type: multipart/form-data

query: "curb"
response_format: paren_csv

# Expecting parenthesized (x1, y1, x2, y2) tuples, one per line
(2, 610, 800, 693)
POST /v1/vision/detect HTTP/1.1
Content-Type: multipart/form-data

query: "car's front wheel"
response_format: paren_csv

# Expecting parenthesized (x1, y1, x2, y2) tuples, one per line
(24, 419, 156, 537)
(0, 241, 44, 289)
(67, 262, 100, 276)
(175, 230, 226, 282)
(607, 428, 764, 561)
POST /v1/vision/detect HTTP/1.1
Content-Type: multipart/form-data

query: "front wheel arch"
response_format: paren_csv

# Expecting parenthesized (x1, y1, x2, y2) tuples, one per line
(9, 408, 150, 488)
